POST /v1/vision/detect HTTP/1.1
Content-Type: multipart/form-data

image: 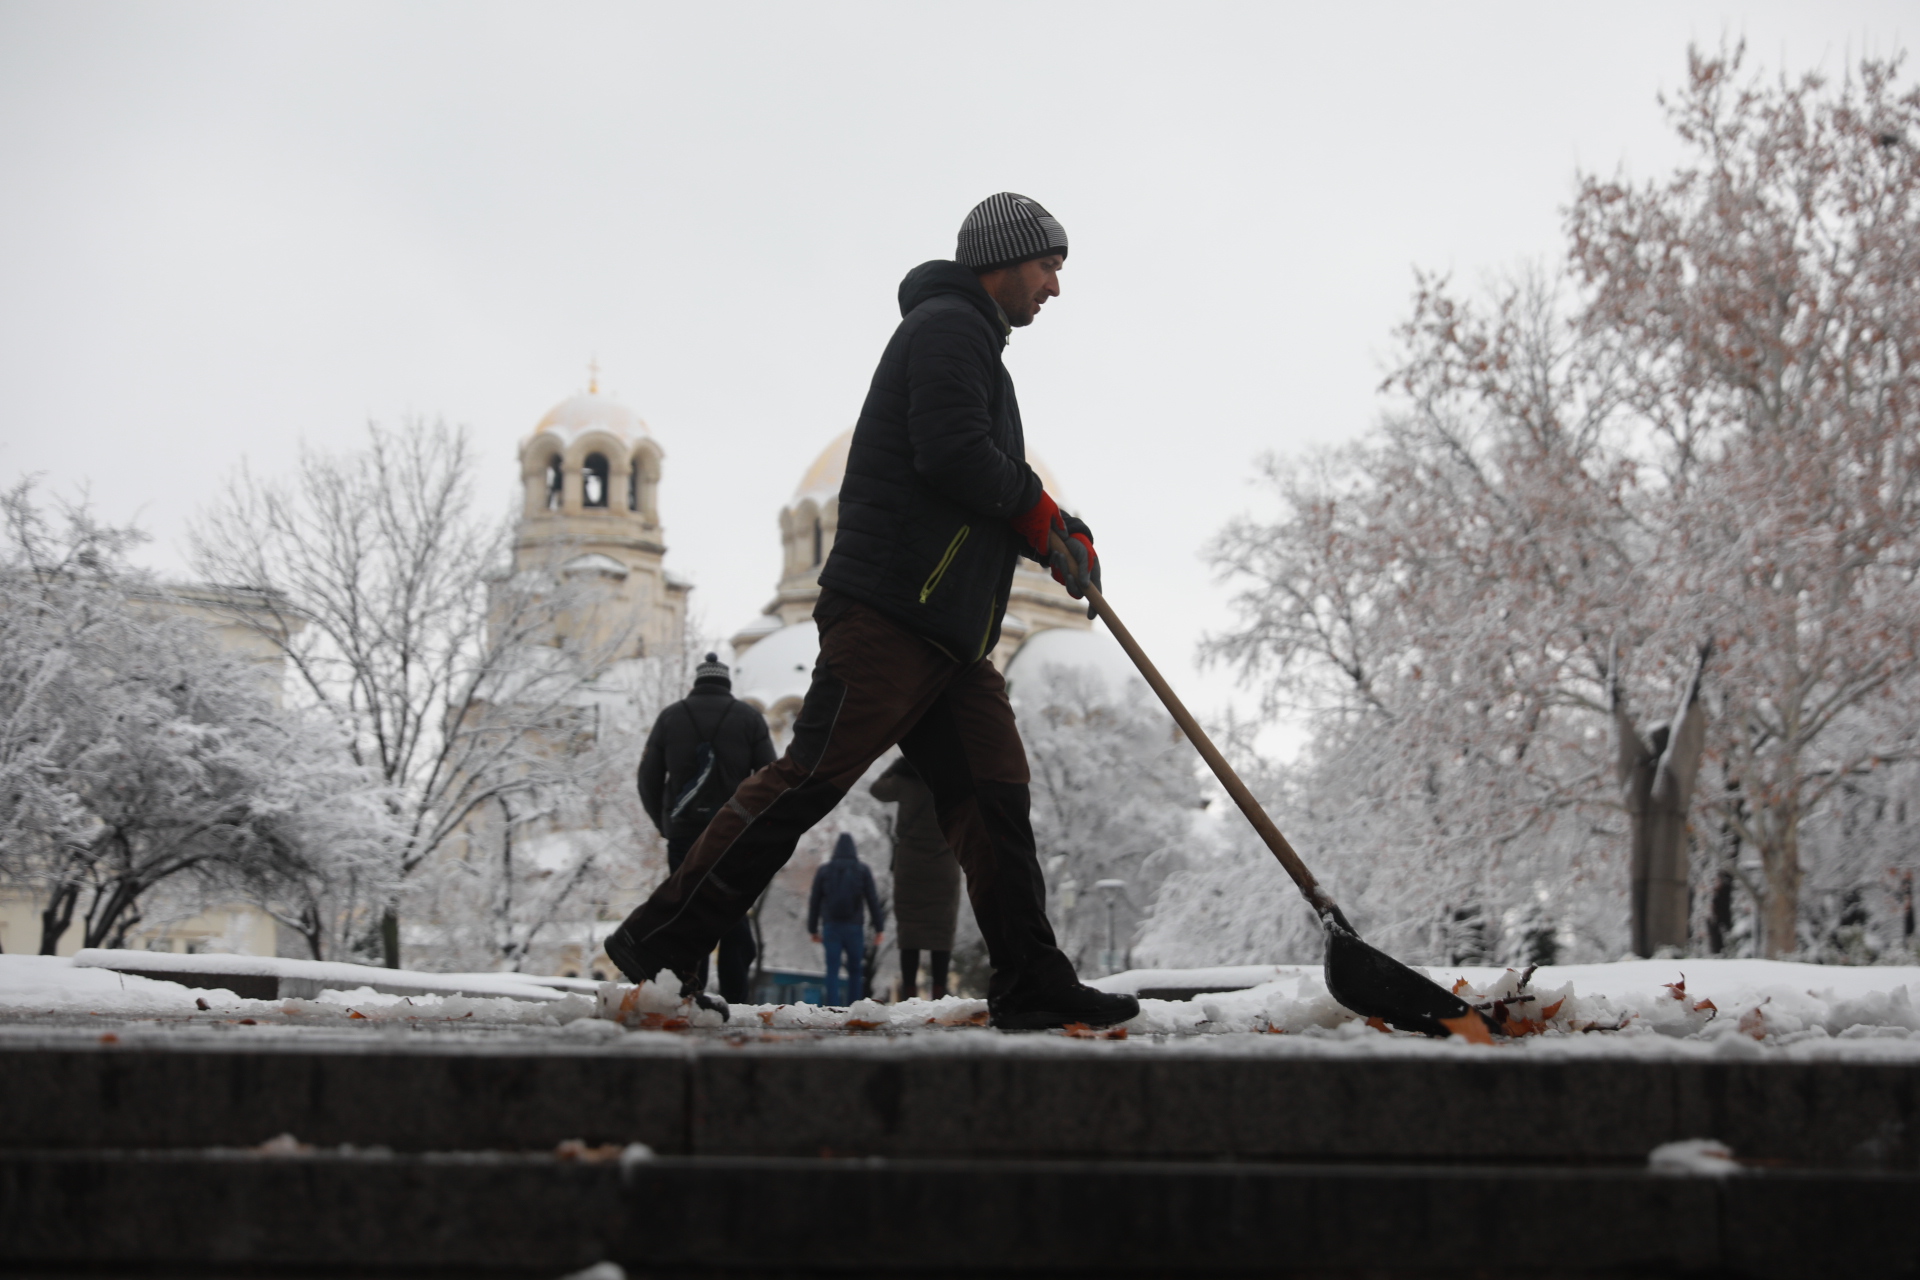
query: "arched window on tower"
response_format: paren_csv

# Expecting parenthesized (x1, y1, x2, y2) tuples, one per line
(583, 453, 610, 508)
(545, 455, 563, 510)
(811, 518, 824, 566)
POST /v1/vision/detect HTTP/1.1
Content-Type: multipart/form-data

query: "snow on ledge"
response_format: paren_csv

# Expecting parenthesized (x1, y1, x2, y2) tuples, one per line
(70, 949, 566, 1002)
(1089, 965, 1301, 996)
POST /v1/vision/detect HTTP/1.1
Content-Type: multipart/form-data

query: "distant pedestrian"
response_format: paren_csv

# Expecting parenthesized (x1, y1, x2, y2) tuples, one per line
(634, 653, 775, 1006)
(808, 834, 885, 1006)
(871, 757, 961, 999)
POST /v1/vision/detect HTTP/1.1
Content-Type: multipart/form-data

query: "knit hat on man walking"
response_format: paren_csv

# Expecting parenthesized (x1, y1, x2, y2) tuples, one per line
(956, 193, 1069, 271)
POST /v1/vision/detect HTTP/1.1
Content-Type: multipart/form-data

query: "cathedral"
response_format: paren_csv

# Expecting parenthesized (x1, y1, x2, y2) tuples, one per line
(508, 376, 1104, 734)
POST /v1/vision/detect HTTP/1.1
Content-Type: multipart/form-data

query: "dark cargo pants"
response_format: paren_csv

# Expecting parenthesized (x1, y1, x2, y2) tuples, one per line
(617, 598, 1074, 1001)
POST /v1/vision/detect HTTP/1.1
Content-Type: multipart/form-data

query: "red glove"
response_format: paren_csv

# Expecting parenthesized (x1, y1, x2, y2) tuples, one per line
(1010, 491, 1065, 558)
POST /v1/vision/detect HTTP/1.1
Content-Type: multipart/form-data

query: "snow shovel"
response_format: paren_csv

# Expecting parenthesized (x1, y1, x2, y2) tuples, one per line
(1052, 533, 1487, 1039)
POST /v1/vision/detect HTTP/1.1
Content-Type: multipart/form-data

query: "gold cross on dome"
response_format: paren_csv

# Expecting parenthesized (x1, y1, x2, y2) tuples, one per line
(588, 356, 600, 394)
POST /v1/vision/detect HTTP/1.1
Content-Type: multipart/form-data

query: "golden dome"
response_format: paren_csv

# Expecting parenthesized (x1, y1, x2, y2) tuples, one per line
(789, 428, 1065, 508)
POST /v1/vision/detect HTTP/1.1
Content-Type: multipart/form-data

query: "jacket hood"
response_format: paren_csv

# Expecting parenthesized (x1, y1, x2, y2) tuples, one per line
(898, 260, 1002, 332)
(691, 675, 732, 694)
(832, 832, 859, 861)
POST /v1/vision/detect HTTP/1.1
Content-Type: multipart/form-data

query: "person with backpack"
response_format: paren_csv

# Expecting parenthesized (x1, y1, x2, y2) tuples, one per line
(634, 653, 775, 1004)
(807, 833, 885, 1006)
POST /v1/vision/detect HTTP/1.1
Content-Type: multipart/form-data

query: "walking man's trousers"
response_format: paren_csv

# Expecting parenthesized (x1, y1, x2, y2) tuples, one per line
(665, 835, 757, 1004)
(617, 595, 1074, 1002)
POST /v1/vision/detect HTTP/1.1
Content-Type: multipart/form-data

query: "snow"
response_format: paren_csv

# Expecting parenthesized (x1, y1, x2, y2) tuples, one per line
(559, 1264, 627, 1280)
(9, 953, 1920, 1059)
(1648, 1139, 1739, 1176)
(0, 955, 220, 1012)
(0, 954, 595, 1029)
(69, 948, 569, 1001)
(1091, 965, 1296, 995)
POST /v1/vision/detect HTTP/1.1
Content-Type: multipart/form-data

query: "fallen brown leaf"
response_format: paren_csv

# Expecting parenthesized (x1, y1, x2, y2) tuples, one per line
(628, 1012, 691, 1031)
(1058, 1022, 1129, 1040)
(1438, 1010, 1495, 1044)
(554, 1139, 623, 1163)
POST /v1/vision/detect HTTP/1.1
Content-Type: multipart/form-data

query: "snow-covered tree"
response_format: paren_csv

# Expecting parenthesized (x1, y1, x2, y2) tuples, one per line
(1568, 47, 1920, 954)
(1186, 47, 1920, 964)
(190, 420, 637, 967)
(0, 482, 399, 954)
(418, 651, 695, 975)
(1017, 664, 1203, 974)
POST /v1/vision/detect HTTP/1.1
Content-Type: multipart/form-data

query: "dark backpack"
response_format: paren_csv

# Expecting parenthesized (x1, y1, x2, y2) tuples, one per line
(667, 702, 740, 839)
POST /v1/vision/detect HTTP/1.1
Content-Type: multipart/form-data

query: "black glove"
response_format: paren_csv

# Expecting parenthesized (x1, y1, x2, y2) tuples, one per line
(1048, 513, 1100, 618)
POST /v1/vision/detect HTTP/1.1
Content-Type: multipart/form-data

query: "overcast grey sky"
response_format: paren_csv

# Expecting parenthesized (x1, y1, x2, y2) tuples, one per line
(0, 2, 1909, 736)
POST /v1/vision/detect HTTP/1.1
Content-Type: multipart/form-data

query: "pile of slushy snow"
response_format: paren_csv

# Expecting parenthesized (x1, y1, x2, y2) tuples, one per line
(1094, 958, 1920, 1044)
(10, 951, 1920, 1050)
(598, 957, 1920, 1048)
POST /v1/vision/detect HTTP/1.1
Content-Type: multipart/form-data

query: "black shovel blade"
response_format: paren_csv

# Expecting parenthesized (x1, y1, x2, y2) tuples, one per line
(1323, 920, 1474, 1037)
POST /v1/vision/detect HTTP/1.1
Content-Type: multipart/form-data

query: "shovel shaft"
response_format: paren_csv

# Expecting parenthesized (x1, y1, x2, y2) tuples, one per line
(1052, 533, 1337, 920)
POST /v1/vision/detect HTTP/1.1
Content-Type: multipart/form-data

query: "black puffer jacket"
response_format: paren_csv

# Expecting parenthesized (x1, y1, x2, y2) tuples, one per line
(636, 678, 776, 841)
(818, 261, 1045, 662)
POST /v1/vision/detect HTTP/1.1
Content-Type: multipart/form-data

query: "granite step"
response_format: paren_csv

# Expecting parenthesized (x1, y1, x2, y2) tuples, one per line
(3, 1037, 1916, 1168)
(2, 1148, 1913, 1278)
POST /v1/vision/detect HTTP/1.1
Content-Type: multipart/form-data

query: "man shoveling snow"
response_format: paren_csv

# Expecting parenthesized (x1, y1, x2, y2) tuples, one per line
(606, 193, 1138, 1032)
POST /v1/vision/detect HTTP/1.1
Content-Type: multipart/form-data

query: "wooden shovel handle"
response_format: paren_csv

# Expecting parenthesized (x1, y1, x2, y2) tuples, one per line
(1049, 532, 1339, 921)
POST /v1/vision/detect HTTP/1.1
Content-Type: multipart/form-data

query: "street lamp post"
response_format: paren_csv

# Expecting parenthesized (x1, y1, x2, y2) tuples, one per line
(1094, 878, 1127, 975)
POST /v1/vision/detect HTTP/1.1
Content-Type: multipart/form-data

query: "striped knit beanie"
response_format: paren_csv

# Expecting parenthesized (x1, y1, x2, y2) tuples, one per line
(955, 193, 1069, 271)
(695, 651, 730, 684)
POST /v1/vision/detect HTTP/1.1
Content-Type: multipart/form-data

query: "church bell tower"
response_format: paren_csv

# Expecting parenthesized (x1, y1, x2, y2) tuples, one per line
(513, 370, 689, 658)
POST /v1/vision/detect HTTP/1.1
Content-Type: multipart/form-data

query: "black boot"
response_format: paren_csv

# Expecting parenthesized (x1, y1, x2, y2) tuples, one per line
(989, 980, 1140, 1031)
(679, 970, 730, 1023)
(604, 924, 659, 986)
(607, 925, 728, 1024)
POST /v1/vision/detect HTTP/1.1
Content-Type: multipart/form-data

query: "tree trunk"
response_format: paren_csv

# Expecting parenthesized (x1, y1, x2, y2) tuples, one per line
(301, 904, 325, 961)
(38, 882, 77, 955)
(83, 877, 144, 950)
(381, 906, 401, 968)
(1756, 812, 1803, 958)
(497, 795, 517, 969)
(1706, 871, 1735, 954)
